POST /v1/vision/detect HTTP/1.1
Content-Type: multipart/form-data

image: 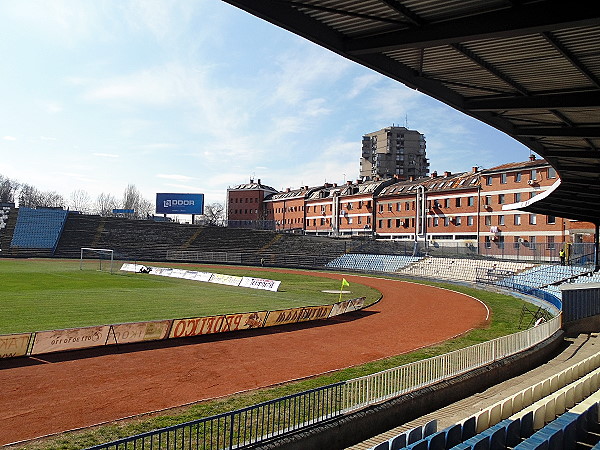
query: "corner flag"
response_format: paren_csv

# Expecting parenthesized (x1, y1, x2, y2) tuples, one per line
(339, 278, 350, 302)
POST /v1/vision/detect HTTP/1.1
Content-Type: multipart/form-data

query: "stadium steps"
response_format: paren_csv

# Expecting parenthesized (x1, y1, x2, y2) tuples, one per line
(349, 333, 600, 450)
(0, 206, 17, 255)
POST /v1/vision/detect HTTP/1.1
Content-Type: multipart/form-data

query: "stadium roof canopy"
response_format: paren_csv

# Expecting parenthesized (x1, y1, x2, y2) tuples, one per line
(223, 0, 600, 224)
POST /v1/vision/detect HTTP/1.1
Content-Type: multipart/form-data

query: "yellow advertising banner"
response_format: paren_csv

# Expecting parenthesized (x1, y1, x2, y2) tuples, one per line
(106, 320, 173, 345)
(170, 311, 268, 339)
(31, 326, 111, 355)
(264, 305, 333, 327)
(0, 333, 31, 359)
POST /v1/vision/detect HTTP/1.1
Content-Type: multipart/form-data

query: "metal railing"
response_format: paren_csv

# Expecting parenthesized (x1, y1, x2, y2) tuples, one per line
(87, 315, 561, 450)
(87, 383, 344, 450)
(342, 315, 560, 411)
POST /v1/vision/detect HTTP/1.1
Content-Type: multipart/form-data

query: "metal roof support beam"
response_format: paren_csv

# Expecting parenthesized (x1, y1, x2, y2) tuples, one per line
(464, 91, 600, 111)
(515, 126, 600, 138)
(345, 1, 600, 54)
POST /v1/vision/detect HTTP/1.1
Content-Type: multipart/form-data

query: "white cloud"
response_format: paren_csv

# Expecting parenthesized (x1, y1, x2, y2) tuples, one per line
(93, 153, 119, 158)
(157, 174, 195, 181)
(3, 136, 17, 141)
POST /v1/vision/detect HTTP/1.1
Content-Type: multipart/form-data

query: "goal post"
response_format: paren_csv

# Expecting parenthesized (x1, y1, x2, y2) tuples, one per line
(80, 247, 115, 274)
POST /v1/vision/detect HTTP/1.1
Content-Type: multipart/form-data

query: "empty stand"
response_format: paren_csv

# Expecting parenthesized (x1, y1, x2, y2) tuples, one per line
(9, 207, 68, 256)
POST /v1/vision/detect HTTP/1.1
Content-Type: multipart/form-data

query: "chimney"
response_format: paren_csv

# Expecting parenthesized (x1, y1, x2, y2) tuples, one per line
(409, 176, 415, 182)
(430, 171, 438, 178)
(444, 171, 452, 177)
(346, 180, 352, 185)
(258, 179, 261, 184)
(529, 154, 536, 161)
(286, 188, 290, 192)
(472, 166, 479, 173)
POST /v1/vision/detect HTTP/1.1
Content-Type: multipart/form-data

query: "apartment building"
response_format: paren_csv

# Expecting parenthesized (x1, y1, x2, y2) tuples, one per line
(360, 126, 429, 181)
(226, 179, 278, 229)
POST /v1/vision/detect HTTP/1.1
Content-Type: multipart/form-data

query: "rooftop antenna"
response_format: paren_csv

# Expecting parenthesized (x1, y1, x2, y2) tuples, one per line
(405, 113, 409, 128)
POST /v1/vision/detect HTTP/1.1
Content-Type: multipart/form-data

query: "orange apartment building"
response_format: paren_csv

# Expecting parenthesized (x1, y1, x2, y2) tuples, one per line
(226, 158, 596, 258)
(226, 179, 278, 229)
(265, 186, 318, 233)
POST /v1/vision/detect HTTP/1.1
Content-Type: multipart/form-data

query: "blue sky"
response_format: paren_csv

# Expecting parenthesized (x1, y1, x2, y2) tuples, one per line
(0, 1, 531, 207)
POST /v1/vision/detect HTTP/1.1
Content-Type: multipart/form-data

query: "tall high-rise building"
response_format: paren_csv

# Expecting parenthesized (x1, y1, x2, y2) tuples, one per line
(360, 126, 429, 181)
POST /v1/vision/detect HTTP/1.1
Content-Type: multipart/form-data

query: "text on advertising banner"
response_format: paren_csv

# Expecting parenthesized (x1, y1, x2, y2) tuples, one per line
(106, 320, 173, 345)
(31, 326, 111, 355)
(0, 333, 32, 359)
(170, 311, 268, 338)
(240, 277, 281, 292)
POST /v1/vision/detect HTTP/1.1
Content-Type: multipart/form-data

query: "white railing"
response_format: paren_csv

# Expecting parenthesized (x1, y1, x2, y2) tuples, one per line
(341, 314, 561, 412)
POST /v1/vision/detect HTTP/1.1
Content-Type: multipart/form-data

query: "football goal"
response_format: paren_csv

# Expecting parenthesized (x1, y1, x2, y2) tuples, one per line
(80, 247, 115, 274)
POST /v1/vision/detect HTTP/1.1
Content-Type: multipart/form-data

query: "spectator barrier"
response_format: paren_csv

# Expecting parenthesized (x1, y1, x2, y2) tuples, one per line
(0, 298, 367, 359)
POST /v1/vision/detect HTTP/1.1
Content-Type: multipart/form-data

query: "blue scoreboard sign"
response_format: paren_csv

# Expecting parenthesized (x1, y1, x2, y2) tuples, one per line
(156, 193, 204, 215)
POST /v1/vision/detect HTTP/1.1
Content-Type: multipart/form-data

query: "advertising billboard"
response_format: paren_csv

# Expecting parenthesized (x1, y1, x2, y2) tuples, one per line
(156, 193, 204, 215)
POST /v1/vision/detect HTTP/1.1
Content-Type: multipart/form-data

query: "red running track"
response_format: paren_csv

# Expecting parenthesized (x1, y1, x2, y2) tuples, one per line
(0, 271, 489, 445)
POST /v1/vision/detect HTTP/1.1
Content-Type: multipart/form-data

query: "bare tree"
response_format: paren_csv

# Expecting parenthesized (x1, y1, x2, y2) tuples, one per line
(94, 192, 119, 216)
(202, 202, 225, 226)
(0, 174, 19, 204)
(69, 189, 91, 213)
(17, 184, 64, 208)
(18, 184, 42, 208)
(122, 184, 141, 213)
(137, 197, 154, 218)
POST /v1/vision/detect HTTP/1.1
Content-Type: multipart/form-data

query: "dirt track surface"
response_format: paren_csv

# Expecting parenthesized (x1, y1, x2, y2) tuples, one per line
(0, 270, 489, 445)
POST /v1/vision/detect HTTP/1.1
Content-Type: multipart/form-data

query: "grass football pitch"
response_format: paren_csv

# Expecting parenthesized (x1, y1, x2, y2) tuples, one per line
(0, 259, 381, 335)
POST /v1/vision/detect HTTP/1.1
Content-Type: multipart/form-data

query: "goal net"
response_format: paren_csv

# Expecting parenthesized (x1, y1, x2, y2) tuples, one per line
(80, 247, 115, 274)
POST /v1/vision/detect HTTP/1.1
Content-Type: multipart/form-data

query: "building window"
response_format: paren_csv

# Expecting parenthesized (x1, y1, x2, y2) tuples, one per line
(444, 198, 450, 208)
(485, 215, 492, 226)
(529, 236, 537, 250)
(484, 236, 491, 248)
(379, 204, 384, 212)
(348, 217, 353, 224)
(455, 197, 462, 207)
(444, 217, 450, 226)
(500, 173, 507, 184)
(388, 204, 393, 212)
(486, 176, 493, 185)
(433, 217, 439, 227)
(455, 216, 462, 225)
(514, 214, 521, 225)
(396, 218, 401, 227)
(467, 216, 474, 226)
(498, 194, 505, 204)
(514, 172, 522, 182)
(529, 214, 537, 225)
(498, 215, 505, 226)
(358, 216, 362, 224)
(547, 215, 556, 224)
(548, 167, 557, 179)
(547, 235, 555, 250)
(514, 192, 521, 202)
(378, 219, 383, 228)
(347, 202, 352, 210)
(484, 195, 492, 207)
(396, 202, 401, 211)
(387, 219, 392, 228)
(514, 237, 520, 249)
(467, 196, 474, 206)
(530, 169, 537, 181)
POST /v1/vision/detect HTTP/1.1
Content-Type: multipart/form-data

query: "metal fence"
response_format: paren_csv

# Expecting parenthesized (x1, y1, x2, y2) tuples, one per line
(86, 315, 561, 450)
(87, 383, 344, 450)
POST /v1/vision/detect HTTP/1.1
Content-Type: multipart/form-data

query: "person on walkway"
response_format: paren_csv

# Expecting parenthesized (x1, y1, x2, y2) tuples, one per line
(559, 248, 565, 265)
